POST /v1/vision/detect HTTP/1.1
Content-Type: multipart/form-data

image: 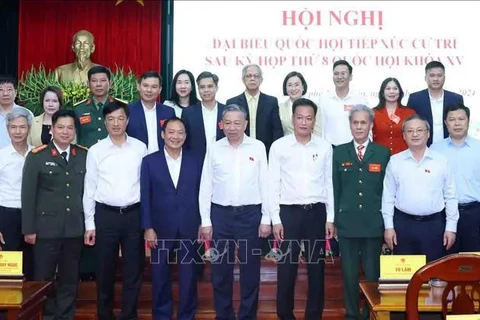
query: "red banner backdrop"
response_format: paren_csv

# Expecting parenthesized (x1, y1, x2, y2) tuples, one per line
(18, 0, 162, 77)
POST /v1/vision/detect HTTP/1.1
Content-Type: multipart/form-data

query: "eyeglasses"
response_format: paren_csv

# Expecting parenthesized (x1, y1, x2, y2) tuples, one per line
(244, 74, 261, 79)
(404, 129, 428, 135)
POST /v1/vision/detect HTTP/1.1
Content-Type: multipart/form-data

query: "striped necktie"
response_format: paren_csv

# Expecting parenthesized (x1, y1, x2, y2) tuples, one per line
(357, 145, 365, 161)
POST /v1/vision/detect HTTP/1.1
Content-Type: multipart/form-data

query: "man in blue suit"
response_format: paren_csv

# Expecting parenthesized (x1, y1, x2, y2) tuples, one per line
(141, 117, 202, 320)
(226, 64, 283, 155)
(181, 71, 225, 164)
(407, 61, 463, 146)
(127, 71, 175, 154)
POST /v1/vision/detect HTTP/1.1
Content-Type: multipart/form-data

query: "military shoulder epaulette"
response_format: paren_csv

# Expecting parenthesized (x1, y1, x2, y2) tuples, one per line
(75, 144, 89, 151)
(74, 98, 88, 107)
(114, 97, 129, 104)
(31, 144, 48, 154)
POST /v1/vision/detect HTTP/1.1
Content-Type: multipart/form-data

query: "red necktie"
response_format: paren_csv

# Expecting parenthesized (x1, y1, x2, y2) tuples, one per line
(357, 145, 365, 161)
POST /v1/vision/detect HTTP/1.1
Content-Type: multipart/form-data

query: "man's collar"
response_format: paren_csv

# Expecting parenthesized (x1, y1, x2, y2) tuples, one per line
(93, 97, 109, 106)
(6, 142, 32, 156)
(141, 100, 157, 111)
(221, 134, 251, 147)
(53, 141, 71, 154)
(447, 135, 470, 147)
(244, 91, 260, 101)
(106, 133, 131, 147)
(201, 102, 218, 111)
(404, 147, 433, 161)
(164, 147, 182, 161)
(353, 139, 370, 150)
(290, 133, 315, 146)
(428, 89, 444, 101)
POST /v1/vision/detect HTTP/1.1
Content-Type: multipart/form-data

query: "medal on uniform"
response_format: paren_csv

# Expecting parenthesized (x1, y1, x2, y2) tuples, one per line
(79, 114, 92, 124)
(389, 113, 400, 124)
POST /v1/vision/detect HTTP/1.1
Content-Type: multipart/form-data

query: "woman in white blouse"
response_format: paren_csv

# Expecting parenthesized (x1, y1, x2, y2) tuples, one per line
(279, 71, 322, 136)
(163, 69, 199, 117)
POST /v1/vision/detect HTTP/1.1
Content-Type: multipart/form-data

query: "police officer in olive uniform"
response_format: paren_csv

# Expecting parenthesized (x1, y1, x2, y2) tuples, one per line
(332, 104, 390, 320)
(73, 65, 124, 280)
(22, 109, 87, 320)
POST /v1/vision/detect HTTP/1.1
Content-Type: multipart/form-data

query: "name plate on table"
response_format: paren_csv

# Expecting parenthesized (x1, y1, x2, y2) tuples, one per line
(459, 252, 480, 255)
(380, 255, 426, 282)
(447, 316, 480, 320)
(0, 251, 23, 281)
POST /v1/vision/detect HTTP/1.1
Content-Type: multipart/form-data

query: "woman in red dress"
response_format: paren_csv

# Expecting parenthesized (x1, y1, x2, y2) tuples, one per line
(372, 77, 416, 155)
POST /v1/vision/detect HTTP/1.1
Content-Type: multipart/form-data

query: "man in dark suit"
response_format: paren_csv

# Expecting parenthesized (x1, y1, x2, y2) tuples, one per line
(181, 71, 225, 164)
(226, 64, 283, 155)
(141, 117, 202, 320)
(333, 104, 390, 320)
(407, 60, 463, 146)
(22, 109, 87, 320)
(127, 71, 175, 154)
(181, 71, 225, 280)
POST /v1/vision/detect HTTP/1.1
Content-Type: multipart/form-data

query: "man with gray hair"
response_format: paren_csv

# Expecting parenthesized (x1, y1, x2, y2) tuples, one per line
(199, 104, 271, 320)
(226, 64, 283, 155)
(332, 104, 390, 319)
(382, 114, 458, 262)
(0, 108, 33, 276)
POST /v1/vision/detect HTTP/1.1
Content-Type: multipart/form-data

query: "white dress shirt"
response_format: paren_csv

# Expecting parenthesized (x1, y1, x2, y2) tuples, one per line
(142, 101, 159, 154)
(163, 100, 184, 118)
(165, 148, 182, 188)
(268, 134, 334, 225)
(199, 135, 269, 227)
(381, 148, 459, 232)
(429, 91, 444, 144)
(0, 143, 32, 208)
(202, 102, 218, 151)
(320, 90, 369, 146)
(53, 141, 70, 161)
(83, 135, 147, 230)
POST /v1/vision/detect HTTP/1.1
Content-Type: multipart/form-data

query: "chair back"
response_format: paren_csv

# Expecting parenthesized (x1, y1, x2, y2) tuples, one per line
(405, 254, 480, 320)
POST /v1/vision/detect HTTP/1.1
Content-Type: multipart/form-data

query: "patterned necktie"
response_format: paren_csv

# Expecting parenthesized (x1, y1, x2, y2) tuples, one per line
(357, 145, 365, 161)
(61, 151, 68, 164)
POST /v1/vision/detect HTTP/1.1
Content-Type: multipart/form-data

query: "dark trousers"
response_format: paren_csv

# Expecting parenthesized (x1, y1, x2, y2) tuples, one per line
(95, 203, 144, 320)
(151, 234, 197, 320)
(210, 203, 262, 320)
(338, 237, 382, 320)
(277, 203, 326, 320)
(455, 202, 480, 252)
(394, 208, 446, 262)
(34, 237, 83, 320)
(0, 206, 34, 280)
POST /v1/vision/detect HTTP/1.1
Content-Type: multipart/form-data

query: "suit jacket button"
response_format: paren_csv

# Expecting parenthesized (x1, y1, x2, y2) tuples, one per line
(359, 168, 362, 172)
(359, 192, 363, 197)
(359, 204, 363, 209)
(66, 208, 70, 212)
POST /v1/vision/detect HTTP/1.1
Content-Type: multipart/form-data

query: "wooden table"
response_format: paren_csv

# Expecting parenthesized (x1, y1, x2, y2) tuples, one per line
(0, 281, 52, 320)
(360, 282, 445, 320)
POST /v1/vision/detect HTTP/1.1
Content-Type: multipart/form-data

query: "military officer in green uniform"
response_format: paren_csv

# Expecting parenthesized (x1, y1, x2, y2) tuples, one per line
(332, 104, 390, 320)
(22, 109, 87, 320)
(74, 65, 116, 148)
(74, 65, 123, 280)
